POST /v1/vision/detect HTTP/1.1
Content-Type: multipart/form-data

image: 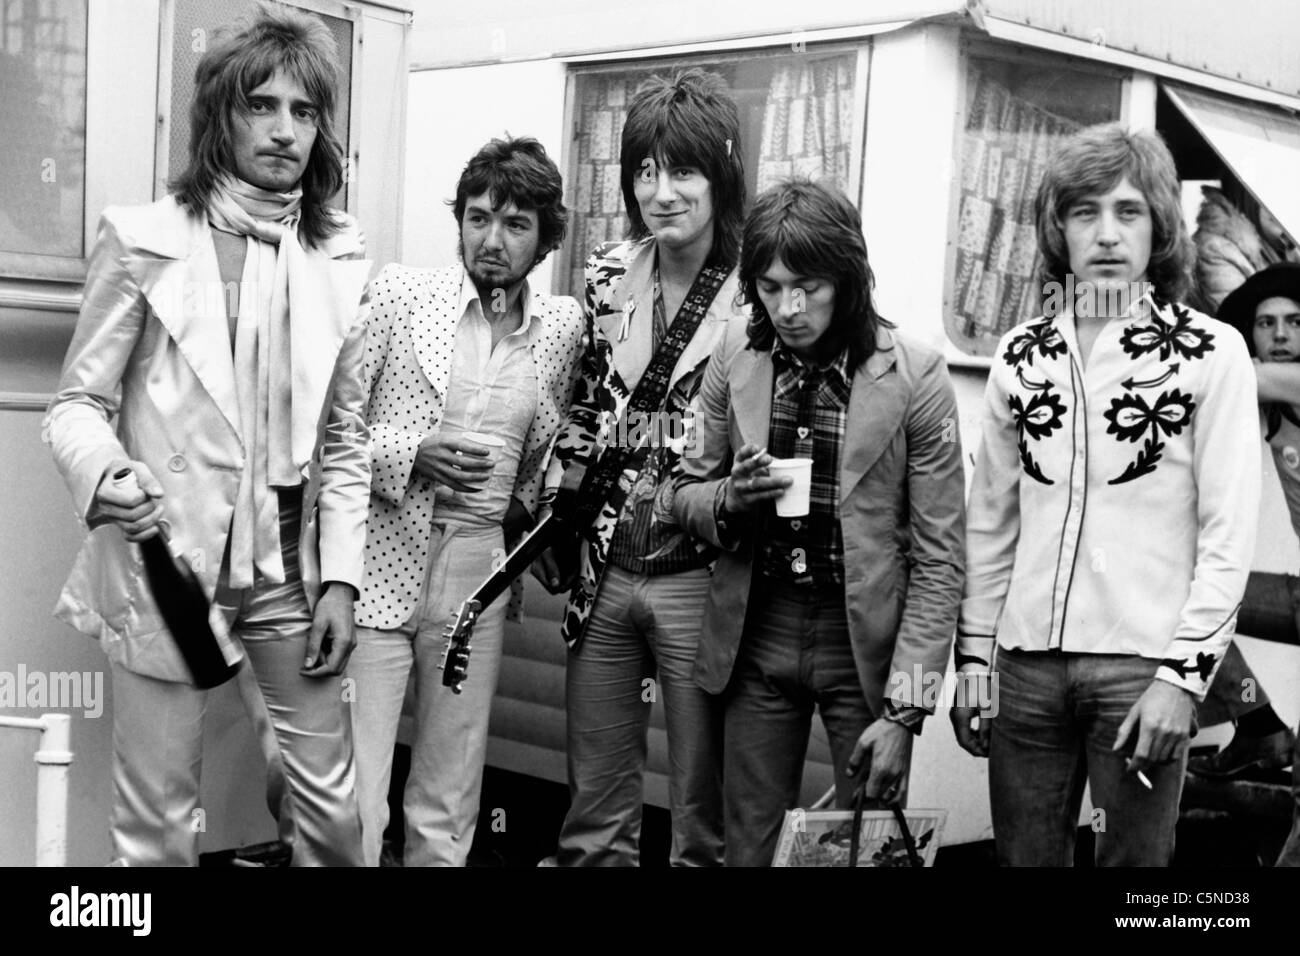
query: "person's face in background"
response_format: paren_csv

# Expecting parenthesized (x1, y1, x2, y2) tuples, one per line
(1252, 295, 1300, 362)
(1259, 207, 1298, 258)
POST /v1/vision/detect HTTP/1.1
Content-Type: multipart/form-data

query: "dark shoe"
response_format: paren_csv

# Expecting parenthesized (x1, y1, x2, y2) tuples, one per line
(1187, 729, 1296, 778)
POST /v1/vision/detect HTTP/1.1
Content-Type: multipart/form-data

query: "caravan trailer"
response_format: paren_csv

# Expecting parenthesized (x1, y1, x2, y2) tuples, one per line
(402, 0, 1300, 852)
(1, 0, 1296, 863)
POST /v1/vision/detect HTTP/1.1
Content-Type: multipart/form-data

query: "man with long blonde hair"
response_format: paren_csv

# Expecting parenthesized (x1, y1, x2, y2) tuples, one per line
(46, 2, 370, 866)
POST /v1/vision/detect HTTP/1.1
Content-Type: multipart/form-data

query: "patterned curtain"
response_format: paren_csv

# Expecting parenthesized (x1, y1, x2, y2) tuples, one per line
(951, 69, 1080, 353)
(756, 57, 855, 194)
(568, 74, 635, 295)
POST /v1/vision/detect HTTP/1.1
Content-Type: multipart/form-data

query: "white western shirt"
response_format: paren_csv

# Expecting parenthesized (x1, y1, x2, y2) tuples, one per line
(957, 298, 1260, 699)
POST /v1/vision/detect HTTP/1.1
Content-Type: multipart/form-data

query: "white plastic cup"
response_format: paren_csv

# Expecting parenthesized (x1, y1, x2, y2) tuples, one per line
(767, 457, 813, 517)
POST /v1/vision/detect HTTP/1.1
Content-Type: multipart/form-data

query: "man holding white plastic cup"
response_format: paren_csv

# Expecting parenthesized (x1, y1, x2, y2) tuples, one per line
(349, 137, 585, 866)
(672, 180, 966, 865)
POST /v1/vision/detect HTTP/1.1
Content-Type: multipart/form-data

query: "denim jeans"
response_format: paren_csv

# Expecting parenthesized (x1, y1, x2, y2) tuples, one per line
(557, 565, 723, 867)
(722, 581, 874, 867)
(989, 648, 1188, 866)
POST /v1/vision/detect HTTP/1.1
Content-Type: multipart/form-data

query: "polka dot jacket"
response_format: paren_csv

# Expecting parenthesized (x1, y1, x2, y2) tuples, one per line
(355, 263, 585, 630)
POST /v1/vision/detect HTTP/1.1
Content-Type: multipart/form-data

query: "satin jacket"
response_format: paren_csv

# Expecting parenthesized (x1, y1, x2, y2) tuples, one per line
(46, 195, 372, 682)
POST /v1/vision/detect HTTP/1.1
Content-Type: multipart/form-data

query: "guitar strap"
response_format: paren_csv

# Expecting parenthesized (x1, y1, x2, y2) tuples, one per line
(563, 260, 731, 531)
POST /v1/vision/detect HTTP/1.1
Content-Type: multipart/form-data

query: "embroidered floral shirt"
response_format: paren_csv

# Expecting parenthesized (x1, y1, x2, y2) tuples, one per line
(957, 298, 1260, 699)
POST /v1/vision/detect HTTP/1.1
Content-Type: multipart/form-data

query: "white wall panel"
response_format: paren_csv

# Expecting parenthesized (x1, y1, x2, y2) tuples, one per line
(402, 60, 569, 294)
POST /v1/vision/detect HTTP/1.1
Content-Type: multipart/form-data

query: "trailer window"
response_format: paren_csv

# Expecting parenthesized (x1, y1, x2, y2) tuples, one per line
(563, 48, 861, 296)
(946, 54, 1123, 357)
(0, 0, 87, 260)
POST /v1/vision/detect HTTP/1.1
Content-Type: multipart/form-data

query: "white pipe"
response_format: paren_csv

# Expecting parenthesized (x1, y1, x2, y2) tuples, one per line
(0, 713, 72, 866)
(0, 716, 47, 731)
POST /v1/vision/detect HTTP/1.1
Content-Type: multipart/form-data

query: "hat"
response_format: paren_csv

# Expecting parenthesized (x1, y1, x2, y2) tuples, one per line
(1218, 262, 1300, 349)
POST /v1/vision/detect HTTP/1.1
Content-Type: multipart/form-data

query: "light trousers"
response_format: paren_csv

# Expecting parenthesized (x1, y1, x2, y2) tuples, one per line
(109, 512, 364, 866)
(349, 522, 506, 867)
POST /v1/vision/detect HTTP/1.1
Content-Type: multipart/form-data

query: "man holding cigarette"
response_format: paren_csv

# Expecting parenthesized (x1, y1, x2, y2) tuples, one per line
(953, 124, 1260, 865)
(672, 179, 966, 866)
(349, 137, 584, 866)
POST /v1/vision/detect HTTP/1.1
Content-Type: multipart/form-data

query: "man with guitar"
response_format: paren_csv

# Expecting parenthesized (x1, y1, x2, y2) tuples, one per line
(349, 137, 585, 866)
(45, 4, 371, 866)
(532, 70, 748, 866)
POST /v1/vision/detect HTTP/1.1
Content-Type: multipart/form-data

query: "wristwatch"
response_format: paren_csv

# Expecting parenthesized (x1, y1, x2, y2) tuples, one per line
(713, 479, 745, 544)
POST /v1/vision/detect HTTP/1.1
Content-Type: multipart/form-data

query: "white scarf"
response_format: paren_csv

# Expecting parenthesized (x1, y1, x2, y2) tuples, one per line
(208, 174, 304, 589)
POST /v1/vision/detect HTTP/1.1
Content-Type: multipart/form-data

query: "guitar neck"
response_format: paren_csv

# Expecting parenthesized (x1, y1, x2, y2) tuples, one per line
(466, 512, 566, 609)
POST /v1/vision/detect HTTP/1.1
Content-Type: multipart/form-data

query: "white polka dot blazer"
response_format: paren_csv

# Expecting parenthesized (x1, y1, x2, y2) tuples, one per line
(355, 263, 586, 630)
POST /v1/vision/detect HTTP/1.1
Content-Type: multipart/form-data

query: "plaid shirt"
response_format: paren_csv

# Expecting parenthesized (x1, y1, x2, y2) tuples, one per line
(760, 341, 852, 588)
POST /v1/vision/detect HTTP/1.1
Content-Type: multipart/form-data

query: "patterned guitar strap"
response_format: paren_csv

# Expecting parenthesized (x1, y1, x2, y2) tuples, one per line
(565, 261, 731, 531)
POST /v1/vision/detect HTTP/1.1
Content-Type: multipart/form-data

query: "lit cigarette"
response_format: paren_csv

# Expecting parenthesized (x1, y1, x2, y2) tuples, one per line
(1136, 770, 1153, 790)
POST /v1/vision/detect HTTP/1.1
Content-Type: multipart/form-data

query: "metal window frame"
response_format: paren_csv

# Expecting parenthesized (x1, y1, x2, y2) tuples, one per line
(0, 0, 91, 283)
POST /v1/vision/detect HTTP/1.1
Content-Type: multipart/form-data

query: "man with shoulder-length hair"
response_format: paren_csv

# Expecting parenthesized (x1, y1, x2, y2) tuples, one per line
(349, 136, 585, 867)
(672, 179, 966, 866)
(45, 2, 370, 865)
(532, 69, 748, 866)
(953, 123, 1260, 866)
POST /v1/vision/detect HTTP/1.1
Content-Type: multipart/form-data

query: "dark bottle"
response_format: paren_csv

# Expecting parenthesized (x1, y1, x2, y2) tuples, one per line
(112, 469, 240, 689)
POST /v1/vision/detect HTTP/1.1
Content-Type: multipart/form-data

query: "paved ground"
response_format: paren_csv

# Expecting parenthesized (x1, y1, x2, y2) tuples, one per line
(202, 746, 1290, 866)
